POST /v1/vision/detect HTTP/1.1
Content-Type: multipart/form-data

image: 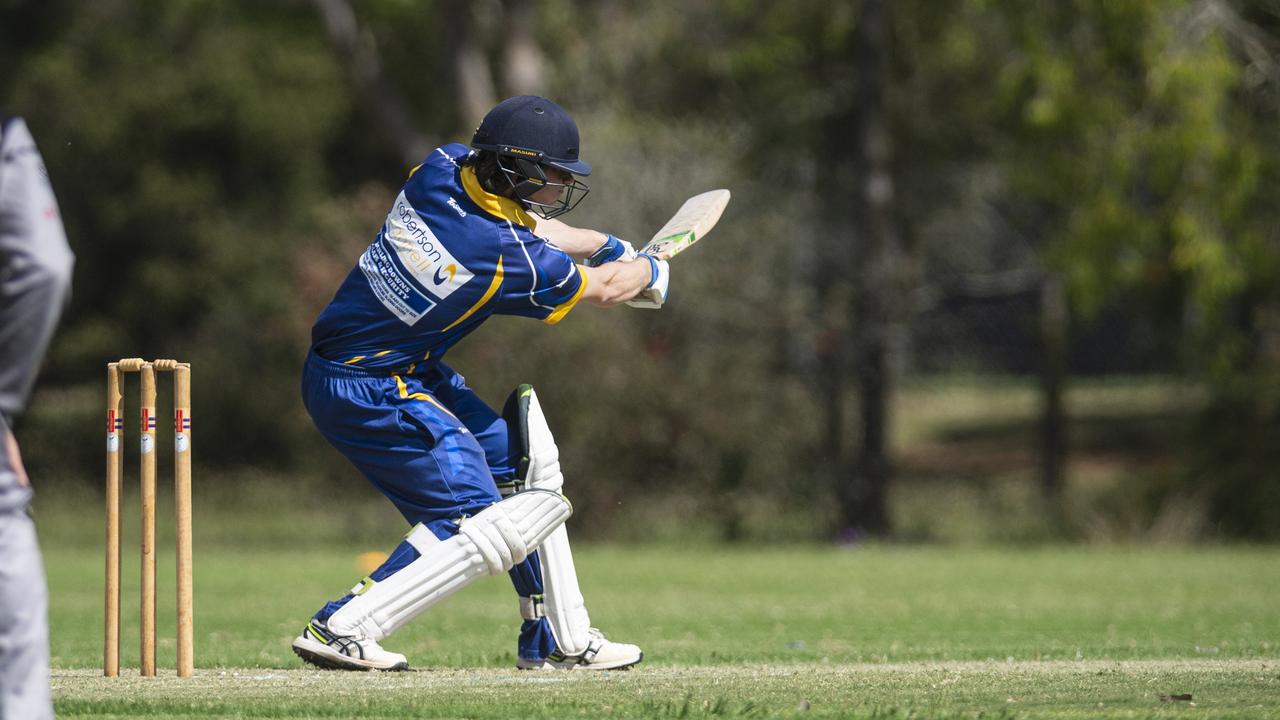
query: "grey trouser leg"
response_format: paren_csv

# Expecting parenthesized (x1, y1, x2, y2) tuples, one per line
(0, 509, 52, 720)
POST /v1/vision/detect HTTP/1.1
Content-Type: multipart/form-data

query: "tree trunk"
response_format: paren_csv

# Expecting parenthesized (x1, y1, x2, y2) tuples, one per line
(1039, 273, 1068, 516)
(817, 312, 852, 534)
(441, 0, 497, 133)
(840, 0, 898, 537)
(309, 0, 433, 166)
(500, 0, 546, 96)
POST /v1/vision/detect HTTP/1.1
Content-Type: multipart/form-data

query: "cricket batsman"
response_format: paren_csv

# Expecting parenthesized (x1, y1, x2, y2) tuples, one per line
(291, 96, 664, 671)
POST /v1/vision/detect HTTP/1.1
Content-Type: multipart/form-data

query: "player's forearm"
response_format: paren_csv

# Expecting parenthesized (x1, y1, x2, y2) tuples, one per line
(536, 217, 608, 261)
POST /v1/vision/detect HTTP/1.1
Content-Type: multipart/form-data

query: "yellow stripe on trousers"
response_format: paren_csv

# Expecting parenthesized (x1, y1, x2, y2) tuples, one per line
(393, 374, 458, 420)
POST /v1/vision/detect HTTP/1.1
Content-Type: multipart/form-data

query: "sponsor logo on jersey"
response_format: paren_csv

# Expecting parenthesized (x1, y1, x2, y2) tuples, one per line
(447, 197, 467, 217)
(384, 192, 474, 293)
(359, 239, 437, 326)
(433, 263, 458, 285)
(359, 191, 475, 325)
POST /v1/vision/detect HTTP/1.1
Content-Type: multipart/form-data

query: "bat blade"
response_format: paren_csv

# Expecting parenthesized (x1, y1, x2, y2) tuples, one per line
(639, 189, 731, 261)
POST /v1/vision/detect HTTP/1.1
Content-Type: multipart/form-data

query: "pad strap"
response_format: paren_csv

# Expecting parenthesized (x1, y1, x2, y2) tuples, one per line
(520, 595, 547, 620)
(405, 523, 441, 553)
(548, 632, 604, 664)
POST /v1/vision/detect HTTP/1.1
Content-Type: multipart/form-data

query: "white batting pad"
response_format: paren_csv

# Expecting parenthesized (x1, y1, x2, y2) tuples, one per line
(327, 490, 570, 641)
(538, 525, 593, 654)
(523, 387, 564, 493)
(523, 388, 593, 655)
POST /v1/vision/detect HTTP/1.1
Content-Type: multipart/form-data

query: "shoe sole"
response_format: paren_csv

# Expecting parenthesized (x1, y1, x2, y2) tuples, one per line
(292, 638, 409, 672)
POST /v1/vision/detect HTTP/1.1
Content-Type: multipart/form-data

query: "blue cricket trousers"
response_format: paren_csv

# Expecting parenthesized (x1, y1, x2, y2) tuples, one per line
(300, 350, 555, 660)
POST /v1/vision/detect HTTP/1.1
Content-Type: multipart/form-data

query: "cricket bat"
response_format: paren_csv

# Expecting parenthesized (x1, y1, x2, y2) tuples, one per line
(638, 189, 731, 261)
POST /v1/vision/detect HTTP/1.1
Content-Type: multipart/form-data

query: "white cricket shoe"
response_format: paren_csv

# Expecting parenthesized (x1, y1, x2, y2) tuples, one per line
(292, 619, 409, 671)
(516, 628, 643, 671)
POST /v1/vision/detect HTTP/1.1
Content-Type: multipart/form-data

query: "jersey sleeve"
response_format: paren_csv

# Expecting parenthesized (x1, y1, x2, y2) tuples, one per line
(494, 229, 586, 324)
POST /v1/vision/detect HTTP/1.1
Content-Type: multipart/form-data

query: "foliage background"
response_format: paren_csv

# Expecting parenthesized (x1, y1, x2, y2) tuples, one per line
(3, 0, 1279, 543)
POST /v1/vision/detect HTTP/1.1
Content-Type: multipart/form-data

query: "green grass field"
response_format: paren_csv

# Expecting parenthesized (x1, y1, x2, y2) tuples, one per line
(35, 375, 1275, 717)
(43, 537, 1280, 719)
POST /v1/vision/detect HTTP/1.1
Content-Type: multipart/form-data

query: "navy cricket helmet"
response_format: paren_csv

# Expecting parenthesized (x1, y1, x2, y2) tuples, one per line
(471, 95, 592, 177)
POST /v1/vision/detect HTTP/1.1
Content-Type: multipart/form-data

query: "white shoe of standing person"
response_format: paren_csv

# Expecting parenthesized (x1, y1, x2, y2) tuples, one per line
(516, 628, 643, 671)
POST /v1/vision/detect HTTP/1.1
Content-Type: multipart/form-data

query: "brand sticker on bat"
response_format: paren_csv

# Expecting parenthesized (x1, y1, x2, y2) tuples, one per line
(638, 189, 730, 261)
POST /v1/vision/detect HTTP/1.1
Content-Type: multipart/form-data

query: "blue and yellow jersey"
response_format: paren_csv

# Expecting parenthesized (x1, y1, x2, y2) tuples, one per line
(310, 144, 585, 370)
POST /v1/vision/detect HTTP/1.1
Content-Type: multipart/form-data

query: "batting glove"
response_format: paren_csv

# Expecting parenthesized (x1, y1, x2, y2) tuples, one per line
(626, 253, 669, 309)
(585, 234, 637, 267)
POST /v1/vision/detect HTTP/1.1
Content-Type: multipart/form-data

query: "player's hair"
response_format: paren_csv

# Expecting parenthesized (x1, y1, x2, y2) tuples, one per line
(467, 151, 517, 198)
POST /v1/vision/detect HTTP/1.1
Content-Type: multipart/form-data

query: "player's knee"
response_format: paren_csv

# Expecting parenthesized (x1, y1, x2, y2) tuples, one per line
(461, 510, 523, 572)
(458, 490, 571, 574)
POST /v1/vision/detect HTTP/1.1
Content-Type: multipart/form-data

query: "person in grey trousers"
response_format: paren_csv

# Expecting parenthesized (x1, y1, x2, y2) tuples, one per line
(0, 112, 74, 720)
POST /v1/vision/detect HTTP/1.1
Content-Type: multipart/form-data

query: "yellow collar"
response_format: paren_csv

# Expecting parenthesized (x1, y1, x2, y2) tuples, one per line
(460, 166, 537, 231)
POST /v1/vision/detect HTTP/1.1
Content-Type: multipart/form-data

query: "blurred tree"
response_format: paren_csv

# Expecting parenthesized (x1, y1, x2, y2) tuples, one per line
(440, 0, 498, 130)
(994, 0, 1280, 537)
(311, 0, 435, 164)
(500, 0, 547, 96)
(5, 0, 1279, 542)
(842, 0, 903, 537)
(5, 0, 351, 473)
(542, 0, 915, 538)
(1039, 274, 1068, 516)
